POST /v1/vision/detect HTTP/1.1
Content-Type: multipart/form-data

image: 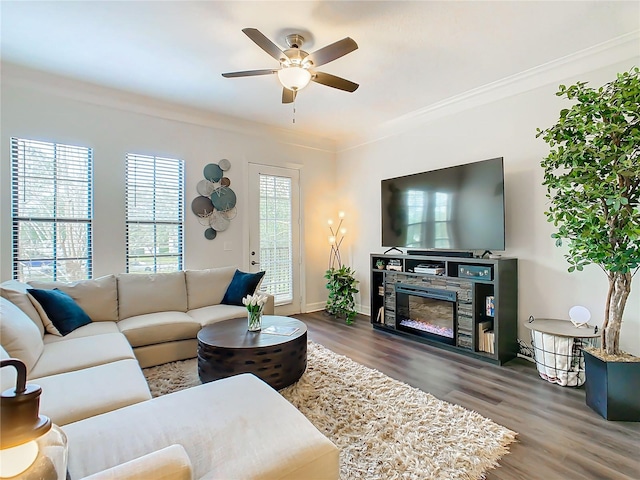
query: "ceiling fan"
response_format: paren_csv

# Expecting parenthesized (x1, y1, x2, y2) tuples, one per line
(222, 28, 359, 104)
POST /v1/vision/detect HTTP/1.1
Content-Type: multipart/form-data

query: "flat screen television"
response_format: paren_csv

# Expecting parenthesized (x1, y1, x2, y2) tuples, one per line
(381, 157, 505, 252)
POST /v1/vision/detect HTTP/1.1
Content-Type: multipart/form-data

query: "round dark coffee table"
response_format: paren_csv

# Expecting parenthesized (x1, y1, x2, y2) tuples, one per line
(197, 315, 307, 389)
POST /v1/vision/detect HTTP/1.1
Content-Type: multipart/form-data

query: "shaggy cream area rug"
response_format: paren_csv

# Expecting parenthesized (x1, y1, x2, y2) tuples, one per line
(144, 342, 516, 480)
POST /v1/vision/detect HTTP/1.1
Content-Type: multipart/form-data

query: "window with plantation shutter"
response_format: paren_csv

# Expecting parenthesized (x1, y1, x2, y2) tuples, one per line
(125, 153, 184, 273)
(11, 137, 93, 282)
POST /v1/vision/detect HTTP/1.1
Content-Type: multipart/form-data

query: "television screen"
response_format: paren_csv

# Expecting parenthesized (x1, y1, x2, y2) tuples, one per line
(381, 157, 505, 251)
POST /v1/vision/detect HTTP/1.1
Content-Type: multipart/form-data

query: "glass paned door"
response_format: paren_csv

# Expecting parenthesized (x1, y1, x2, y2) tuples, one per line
(248, 164, 300, 314)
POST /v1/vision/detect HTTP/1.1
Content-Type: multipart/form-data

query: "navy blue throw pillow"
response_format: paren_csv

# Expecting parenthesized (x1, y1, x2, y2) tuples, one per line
(27, 288, 92, 336)
(221, 270, 266, 306)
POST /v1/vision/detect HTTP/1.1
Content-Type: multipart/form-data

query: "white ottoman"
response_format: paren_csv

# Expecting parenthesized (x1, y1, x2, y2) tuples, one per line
(62, 374, 339, 480)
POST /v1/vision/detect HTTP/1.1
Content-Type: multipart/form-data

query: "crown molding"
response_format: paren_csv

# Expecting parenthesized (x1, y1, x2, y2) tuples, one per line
(0, 62, 336, 154)
(337, 31, 640, 153)
(3, 30, 638, 156)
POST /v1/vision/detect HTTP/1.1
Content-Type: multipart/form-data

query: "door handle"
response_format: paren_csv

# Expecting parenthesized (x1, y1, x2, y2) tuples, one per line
(251, 261, 260, 265)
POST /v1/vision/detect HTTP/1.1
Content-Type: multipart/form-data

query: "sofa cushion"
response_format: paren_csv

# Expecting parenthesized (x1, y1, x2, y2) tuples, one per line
(35, 359, 151, 426)
(132, 340, 198, 369)
(29, 333, 135, 379)
(118, 272, 187, 320)
(0, 297, 44, 372)
(185, 266, 236, 310)
(1, 280, 46, 336)
(43, 321, 120, 344)
(221, 269, 266, 306)
(28, 288, 92, 336)
(79, 445, 192, 480)
(118, 312, 200, 347)
(187, 304, 247, 327)
(117, 312, 201, 348)
(63, 374, 339, 480)
(29, 275, 118, 322)
(30, 297, 63, 336)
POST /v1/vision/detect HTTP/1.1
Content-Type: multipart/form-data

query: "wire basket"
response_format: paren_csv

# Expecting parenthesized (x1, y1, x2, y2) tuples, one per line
(531, 330, 600, 387)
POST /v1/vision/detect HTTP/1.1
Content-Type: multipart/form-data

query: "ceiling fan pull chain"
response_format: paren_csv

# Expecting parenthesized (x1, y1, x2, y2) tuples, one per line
(293, 97, 296, 124)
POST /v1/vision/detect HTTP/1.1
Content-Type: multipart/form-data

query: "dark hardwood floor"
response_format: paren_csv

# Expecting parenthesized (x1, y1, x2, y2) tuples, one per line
(292, 312, 640, 480)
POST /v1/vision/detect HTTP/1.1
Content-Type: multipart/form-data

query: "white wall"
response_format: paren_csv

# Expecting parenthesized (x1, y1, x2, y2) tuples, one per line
(2, 57, 638, 356)
(0, 66, 337, 311)
(335, 59, 640, 356)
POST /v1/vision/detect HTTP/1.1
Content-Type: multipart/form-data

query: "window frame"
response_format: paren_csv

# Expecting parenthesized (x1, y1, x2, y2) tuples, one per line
(125, 153, 185, 274)
(10, 137, 94, 282)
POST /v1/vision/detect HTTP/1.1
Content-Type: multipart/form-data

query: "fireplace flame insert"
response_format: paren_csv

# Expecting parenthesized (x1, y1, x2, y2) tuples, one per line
(395, 283, 457, 345)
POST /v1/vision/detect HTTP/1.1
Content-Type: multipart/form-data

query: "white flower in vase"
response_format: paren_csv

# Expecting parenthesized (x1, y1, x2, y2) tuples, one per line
(244, 293, 268, 331)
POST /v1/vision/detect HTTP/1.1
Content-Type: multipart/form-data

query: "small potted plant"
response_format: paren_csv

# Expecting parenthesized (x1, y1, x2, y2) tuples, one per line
(325, 266, 359, 324)
(537, 67, 639, 421)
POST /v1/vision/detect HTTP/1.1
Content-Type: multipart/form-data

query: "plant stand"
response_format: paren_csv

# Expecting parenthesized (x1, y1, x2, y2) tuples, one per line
(584, 350, 640, 422)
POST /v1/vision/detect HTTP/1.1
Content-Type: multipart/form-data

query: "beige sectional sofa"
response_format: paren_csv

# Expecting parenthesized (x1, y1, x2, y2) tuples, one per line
(23, 266, 274, 368)
(0, 268, 339, 479)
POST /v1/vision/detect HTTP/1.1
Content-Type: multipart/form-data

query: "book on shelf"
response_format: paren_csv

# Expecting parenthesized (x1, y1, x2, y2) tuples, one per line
(261, 325, 300, 336)
(386, 259, 403, 271)
(477, 321, 494, 353)
(486, 330, 495, 354)
(485, 296, 495, 317)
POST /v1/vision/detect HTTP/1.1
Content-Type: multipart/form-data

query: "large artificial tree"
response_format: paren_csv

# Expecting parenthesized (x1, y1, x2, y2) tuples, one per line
(537, 67, 639, 356)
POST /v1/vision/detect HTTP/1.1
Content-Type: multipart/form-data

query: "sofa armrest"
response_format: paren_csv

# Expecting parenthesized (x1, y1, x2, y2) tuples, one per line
(79, 444, 192, 480)
(263, 292, 275, 315)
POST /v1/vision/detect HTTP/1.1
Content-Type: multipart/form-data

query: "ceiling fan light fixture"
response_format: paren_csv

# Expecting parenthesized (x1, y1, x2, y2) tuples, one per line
(277, 66, 311, 91)
(225, 29, 359, 103)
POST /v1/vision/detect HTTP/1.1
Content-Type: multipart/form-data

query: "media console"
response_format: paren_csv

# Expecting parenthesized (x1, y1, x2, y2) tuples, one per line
(370, 253, 518, 365)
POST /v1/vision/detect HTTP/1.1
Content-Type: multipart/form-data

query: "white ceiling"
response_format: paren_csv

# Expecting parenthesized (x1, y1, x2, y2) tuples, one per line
(1, 1, 638, 144)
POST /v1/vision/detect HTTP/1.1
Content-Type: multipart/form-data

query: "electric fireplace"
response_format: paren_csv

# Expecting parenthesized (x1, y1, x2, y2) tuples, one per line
(395, 284, 457, 345)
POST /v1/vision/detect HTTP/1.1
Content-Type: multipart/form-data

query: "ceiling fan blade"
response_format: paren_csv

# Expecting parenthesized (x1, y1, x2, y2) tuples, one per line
(312, 72, 359, 93)
(242, 28, 288, 63)
(282, 88, 297, 104)
(305, 37, 358, 68)
(222, 69, 277, 78)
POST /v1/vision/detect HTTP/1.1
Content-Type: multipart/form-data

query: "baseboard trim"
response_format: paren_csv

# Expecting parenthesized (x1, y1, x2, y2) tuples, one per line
(304, 302, 371, 317)
(305, 302, 326, 313)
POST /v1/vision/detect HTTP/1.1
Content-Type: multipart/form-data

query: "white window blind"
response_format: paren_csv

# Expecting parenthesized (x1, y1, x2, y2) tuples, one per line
(11, 137, 93, 282)
(125, 153, 184, 273)
(259, 174, 293, 304)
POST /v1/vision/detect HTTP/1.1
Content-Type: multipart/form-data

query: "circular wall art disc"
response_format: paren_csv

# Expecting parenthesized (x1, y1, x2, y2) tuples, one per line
(204, 228, 217, 240)
(196, 179, 216, 196)
(203, 163, 223, 182)
(191, 196, 214, 217)
(210, 186, 237, 211)
(220, 177, 231, 187)
(218, 158, 231, 171)
(221, 206, 237, 220)
(209, 211, 231, 232)
(198, 215, 213, 226)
